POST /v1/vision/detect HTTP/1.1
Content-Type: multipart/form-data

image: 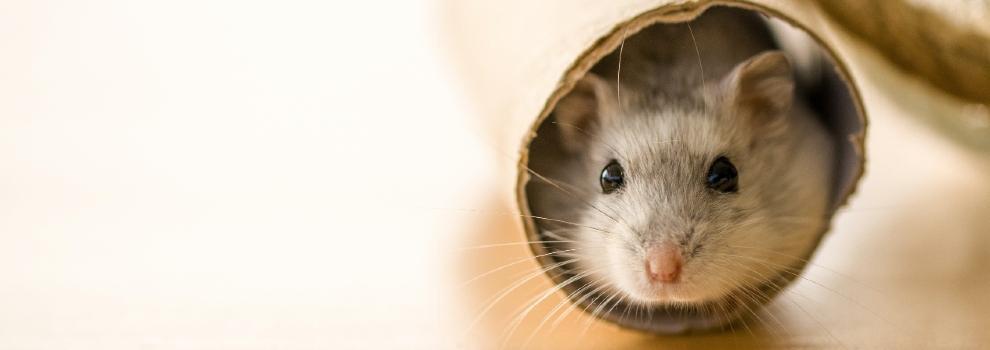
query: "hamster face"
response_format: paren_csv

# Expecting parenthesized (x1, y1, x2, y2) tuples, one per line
(547, 52, 833, 325)
(573, 106, 816, 305)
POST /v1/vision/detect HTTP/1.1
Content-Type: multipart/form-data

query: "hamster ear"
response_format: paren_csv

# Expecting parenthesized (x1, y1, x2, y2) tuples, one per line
(722, 51, 794, 129)
(553, 73, 616, 153)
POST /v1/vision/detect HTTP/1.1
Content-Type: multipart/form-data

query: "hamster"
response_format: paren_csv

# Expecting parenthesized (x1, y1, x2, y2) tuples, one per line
(527, 8, 835, 333)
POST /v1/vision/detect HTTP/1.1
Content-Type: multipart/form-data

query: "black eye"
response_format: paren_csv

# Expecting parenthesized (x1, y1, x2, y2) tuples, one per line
(706, 156, 738, 193)
(600, 160, 625, 194)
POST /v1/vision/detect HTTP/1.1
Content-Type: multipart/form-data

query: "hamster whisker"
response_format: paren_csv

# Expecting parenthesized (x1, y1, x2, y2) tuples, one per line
(541, 229, 576, 241)
(732, 252, 900, 333)
(525, 275, 604, 344)
(430, 206, 616, 235)
(707, 252, 819, 292)
(471, 135, 633, 233)
(723, 243, 888, 296)
(464, 258, 581, 336)
(548, 278, 615, 333)
(706, 258, 784, 298)
(529, 174, 593, 195)
(523, 165, 637, 234)
(543, 221, 619, 240)
(620, 297, 648, 322)
(529, 175, 634, 225)
(709, 251, 901, 336)
(551, 121, 626, 162)
(687, 22, 706, 85)
(705, 298, 734, 333)
(578, 282, 630, 340)
(513, 264, 620, 347)
(595, 291, 630, 333)
(696, 266, 770, 332)
(528, 216, 615, 234)
(711, 288, 742, 334)
(835, 204, 925, 214)
(706, 272, 768, 337)
(576, 290, 622, 341)
(526, 281, 601, 345)
(741, 277, 846, 346)
(767, 216, 824, 225)
(456, 240, 576, 251)
(686, 22, 709, 116)
(459, 248, 580, 288)
(528, 174, 642, 239)
(704, 261, 788, 334)
(624, 297, 642, 326)
(543, 227, 595, 235)
(697, 299, 719, 332)
(616, 33, 626, 106)
(731, 215, 821, 231)
(780, 293, 849, 349)
(499, 269, 599, 349)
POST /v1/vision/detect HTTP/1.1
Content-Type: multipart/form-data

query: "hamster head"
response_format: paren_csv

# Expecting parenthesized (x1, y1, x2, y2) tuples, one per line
(548, 51, 832, 331)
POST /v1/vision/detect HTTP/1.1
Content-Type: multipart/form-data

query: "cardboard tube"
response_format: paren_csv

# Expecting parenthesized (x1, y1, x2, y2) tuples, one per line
(443, 0, 867, 332)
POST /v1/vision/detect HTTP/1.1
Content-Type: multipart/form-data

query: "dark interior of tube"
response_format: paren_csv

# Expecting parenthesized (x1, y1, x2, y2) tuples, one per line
(522, 5, 862, 332)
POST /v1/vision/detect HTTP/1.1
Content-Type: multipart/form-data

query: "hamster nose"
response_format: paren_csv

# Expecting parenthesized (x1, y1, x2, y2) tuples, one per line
(645, 244, 683, 283)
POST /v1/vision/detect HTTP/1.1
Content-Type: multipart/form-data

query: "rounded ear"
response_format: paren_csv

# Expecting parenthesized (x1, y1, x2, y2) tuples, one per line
(722, 51, 795, 130)
(552, 73, 616, 153)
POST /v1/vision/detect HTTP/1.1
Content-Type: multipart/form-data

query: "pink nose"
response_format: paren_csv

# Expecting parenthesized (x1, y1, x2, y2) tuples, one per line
(645, 244, 683, 283)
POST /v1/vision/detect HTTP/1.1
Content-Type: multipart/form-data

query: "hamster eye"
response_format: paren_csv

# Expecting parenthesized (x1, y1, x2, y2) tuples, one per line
(706, 156, 738, 193)
(600, 160, 625, 194)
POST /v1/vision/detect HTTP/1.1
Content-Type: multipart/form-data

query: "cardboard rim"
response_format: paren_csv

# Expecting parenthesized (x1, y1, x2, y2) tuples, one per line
(513, 0, 867, 331)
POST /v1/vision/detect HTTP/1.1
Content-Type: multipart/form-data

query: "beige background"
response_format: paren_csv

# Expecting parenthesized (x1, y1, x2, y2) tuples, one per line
(1, 0, 989, 349)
